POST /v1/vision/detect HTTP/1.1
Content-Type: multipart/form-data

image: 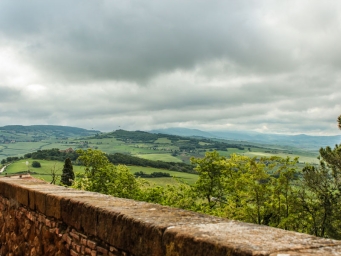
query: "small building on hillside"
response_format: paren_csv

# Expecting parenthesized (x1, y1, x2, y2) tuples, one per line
(59, 148, 74, 153)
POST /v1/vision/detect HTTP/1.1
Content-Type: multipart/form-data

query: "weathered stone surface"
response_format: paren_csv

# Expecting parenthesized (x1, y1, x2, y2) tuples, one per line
(1, 176, 341, 256)
(162, 221, 341, 256)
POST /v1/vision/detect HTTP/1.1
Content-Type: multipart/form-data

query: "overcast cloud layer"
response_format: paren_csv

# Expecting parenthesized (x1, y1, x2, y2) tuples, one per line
(0, 0, 340, 135)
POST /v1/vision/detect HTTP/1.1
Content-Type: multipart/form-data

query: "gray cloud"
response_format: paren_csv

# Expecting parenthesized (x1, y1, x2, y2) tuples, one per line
(0, 0, 313, 82)
(0, 0, 340, 135)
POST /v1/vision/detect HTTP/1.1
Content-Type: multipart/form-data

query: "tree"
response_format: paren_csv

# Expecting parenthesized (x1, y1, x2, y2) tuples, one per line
(61, 158, 74, 186)
(267, 157, 301, 230)
(292, 114, 341, 239)
(50, 163, 60, 185)
(300, 161, 341, 238)
(32, 161, 41, 168)
(73, 149, 141, 199)
(191, 151, 227, 209)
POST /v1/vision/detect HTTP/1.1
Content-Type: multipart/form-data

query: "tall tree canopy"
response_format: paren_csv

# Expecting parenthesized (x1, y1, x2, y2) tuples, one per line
(61, 158, 75, 186)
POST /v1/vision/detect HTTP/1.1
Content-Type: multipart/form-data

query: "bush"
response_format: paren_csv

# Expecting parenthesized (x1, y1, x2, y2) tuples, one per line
(31, 161, 41, 168)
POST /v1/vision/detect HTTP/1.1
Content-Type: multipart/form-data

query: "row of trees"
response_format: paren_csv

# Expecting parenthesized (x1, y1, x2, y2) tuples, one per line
(25, 148, 78, 161)
(134, 171, 171, 178)
(107, 153, 195, 173)
(20, 149, 195, 174)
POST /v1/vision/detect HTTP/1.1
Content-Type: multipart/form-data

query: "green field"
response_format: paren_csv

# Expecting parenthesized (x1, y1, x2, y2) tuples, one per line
(2, 160, 84, 183)
(245, 152, 319, 164)
(154, 137, 172, 144)
(128, 166, 198, 185)
(0, 128, 322, 169)
(134, 153, 182, 162)
(2, 160, 198, 186)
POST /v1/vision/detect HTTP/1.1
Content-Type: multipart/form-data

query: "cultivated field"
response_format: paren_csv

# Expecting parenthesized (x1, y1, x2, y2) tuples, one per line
(1, 159, 197, 186)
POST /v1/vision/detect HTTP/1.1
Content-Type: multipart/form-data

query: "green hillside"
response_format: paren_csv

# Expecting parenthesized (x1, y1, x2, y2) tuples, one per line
(2, 159, 198, 186)
(0, 126, 320, 166)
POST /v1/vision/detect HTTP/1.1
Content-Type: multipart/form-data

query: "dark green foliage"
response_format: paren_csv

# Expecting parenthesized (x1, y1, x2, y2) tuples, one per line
(61, 158, 74, 186)
(25, 148, 78, 161)
(107, 153, 195, 173)
(32, 161, 41, 168)
(2, 156, 19, 164)
(74, 149, 141, 199)
(24, 148, 195, 173)
(113, 129, 177, 142)
(134, 171, 171, 178)
(299, 143, 341, 239)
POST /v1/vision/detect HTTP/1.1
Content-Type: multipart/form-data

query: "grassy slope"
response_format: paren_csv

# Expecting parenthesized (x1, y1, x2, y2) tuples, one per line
(0, 127, 321, 188)
(2, 160, 198, 186)
(0, 128, 320, 168)
(0, 136, 319, 166)
(129, 166, 198, 185)
(134, 153, 183, 162)
(3, 160, 84, 182)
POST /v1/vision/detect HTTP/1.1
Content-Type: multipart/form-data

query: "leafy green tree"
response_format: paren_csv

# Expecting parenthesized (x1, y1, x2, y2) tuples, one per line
(267, 157, 301, 230)
(237, 157, 273, 225)
(31, 161, 41, 168)
(139, 181, 198, 211)
(319, 144, 341, 180)
(191, 151, 227, 209)
(300, 162, 341, 238)
(191, 152, 303, 228)
(73, 149, 141, 199)
(61, 158, 74, 186)
(76, 149, 110, 177)
(293, 115, 341, 238)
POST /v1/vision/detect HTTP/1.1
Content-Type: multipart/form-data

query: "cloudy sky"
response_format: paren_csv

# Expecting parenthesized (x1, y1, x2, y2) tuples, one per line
(0, 0, 340, 135)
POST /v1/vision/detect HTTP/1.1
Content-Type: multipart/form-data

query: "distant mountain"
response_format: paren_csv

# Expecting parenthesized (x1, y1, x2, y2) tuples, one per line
(150, 128, 341, 150)
(0, 125, 100, 140)
(151, 128, 215, 138)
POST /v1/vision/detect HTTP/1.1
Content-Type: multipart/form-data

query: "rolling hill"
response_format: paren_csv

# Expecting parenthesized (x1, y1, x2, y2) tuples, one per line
(150, 128, 341, 150)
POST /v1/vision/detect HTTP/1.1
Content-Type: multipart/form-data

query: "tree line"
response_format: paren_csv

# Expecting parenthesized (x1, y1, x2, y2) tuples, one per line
(19, 149, 195, 174)
(107, 153, 195, 173)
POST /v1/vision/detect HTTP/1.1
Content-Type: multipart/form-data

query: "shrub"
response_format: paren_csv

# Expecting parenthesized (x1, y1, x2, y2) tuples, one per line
(31, 161, 41, 168)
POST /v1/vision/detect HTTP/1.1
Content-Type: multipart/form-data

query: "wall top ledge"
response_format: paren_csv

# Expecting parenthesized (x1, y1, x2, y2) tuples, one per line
(1, 176, 340, 256)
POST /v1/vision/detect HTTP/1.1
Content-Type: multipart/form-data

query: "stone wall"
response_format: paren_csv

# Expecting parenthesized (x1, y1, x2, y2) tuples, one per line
(0, 176, 341, 256)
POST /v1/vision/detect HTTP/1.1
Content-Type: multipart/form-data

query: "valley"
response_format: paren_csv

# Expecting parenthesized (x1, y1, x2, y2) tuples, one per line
(0, 125, 323, 186)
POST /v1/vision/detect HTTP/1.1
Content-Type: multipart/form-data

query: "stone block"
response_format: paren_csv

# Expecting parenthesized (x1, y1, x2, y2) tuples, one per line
(60, 198, 83, 230)
(15, 186, 29, 206)
(97, 208, 164, 256)
(162, 221, 341, 256)
(45, 193, 63, 219)
(70, 230, 80, 241)
(34, 190, 47, 215)
(87, 239, 97, 249)
(70, 249, 79, 256)
(97, 246, 108, 255)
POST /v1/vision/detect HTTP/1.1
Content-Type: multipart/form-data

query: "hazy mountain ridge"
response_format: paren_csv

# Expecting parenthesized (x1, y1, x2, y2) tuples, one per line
(0, 125, 99, 140)
(150, 128, 341, 150)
